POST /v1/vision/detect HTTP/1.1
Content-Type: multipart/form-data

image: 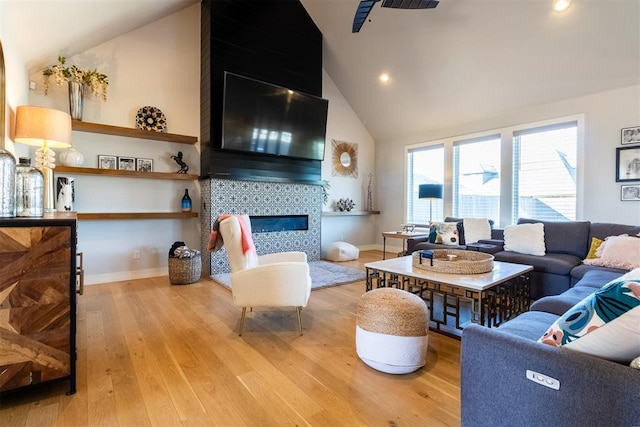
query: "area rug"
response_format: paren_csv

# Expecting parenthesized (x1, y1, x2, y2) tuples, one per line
(212, 260, 366, 290)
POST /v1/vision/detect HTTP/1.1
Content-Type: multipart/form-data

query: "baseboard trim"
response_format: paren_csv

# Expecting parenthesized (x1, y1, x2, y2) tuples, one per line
(85, 268, 168, 286)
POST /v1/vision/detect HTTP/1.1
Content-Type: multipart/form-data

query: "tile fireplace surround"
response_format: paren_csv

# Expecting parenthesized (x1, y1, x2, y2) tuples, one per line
(200, 178, 323, 276)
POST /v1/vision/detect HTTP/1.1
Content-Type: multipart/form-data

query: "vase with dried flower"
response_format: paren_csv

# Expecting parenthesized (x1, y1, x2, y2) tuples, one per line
(42, 56, 108, 121)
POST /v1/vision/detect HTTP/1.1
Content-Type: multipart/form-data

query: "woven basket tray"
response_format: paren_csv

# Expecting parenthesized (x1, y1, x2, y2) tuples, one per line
(168, 254, 202, 285)
(412, 249, 494, 274)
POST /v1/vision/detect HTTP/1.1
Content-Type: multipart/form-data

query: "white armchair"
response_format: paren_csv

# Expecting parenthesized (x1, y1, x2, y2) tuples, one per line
(218, 215, 312, 336)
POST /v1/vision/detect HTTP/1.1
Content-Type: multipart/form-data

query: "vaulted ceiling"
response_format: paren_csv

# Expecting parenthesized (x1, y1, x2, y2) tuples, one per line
(5, 0, 639, 144)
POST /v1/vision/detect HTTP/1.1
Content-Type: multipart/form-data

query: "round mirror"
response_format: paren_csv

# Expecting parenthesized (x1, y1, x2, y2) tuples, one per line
(340, 152, 351, 167)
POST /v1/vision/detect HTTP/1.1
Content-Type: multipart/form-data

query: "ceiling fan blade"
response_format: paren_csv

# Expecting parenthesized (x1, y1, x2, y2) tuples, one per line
(352, 0, 381, 33)
(381, 0, 439, 9)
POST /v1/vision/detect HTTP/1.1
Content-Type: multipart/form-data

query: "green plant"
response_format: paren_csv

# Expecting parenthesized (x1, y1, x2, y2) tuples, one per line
(42, 56, 108, 101)
(321, 180, 330, 205)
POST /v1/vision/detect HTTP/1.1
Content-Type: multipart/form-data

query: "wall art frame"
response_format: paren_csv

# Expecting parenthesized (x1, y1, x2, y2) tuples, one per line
(117, 156, 135, 171)
(136, 158, 153, 172)
(98, 154, 117, 170)
(621, 126, 640, 145)
(616, 146, 640, 182)
(621, 184, 640, 201)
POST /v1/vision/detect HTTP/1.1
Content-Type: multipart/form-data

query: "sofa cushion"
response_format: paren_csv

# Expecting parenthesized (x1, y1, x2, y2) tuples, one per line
(496, 311, 560, 341)
(589, 222, 640, 241)
(504, 223, 546, 256)
(532, 270, 629, 316)
(494, 251, 580, 275)
(538, 270, 640, 363)
(570, 263, 630, 282)
(413, 242, 467, 252)
(583, 234, 640, 270)
(518, 218, 591, 258)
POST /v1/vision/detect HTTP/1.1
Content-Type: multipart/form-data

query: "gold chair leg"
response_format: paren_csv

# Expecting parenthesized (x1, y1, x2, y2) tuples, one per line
(239, 307, 247, 336)
(296, 306, 303, 335)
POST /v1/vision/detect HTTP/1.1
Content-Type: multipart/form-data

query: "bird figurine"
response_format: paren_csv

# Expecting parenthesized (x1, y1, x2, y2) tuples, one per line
(171, 151, 189, 174)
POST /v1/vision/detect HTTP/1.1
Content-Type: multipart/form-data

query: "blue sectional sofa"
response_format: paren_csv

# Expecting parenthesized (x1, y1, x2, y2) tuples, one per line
(460, 269, 640, 427)
(409, 218, 640, 300)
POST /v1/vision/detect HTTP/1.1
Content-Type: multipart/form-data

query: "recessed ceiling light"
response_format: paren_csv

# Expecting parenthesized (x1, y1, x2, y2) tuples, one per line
(379, 73, 390, 83)
(552, 0, 571, 12)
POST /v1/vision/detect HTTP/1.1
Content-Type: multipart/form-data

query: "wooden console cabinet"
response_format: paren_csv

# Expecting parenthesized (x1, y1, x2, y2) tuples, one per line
(0, 214, 77, 395)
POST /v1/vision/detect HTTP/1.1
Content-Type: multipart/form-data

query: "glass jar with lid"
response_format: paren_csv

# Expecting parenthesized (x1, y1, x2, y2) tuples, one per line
(15, 157, 43, 217)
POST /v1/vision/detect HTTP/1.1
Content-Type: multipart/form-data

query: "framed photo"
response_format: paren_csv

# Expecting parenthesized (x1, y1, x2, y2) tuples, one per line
(621, 126, 640, 145)
(118, 156, 136, 171)
(98, 154, 117, 170)
(621, 184, 640, 201)
(616, 146, 640, 182)
(136, 158, 153, 172)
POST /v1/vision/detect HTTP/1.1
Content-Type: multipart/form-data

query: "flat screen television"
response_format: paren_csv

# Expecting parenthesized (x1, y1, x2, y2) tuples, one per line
(222, 72, 328, 161)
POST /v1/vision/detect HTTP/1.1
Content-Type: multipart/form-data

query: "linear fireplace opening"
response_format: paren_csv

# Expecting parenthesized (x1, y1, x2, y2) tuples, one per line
(250, 215, 309, 233)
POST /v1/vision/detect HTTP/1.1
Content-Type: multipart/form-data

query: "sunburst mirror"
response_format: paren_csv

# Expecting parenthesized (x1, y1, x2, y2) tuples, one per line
(331, 140, 358, 178)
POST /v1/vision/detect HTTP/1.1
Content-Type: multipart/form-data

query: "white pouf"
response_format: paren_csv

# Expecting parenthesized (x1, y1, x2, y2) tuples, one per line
(325, 241, 359, 262)
(356, 288, 429, 374)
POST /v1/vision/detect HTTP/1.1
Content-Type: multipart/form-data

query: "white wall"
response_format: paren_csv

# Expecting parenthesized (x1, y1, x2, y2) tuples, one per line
(23, 5, 201, 284)
(376, 84, 640, 246)
(320, 69, 378, 254)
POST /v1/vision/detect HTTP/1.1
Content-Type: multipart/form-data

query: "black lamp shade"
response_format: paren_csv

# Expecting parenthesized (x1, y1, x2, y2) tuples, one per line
(418, 184, 443, 199)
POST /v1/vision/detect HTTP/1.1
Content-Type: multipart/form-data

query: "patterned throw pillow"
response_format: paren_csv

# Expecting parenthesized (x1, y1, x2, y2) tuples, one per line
(585, 237, 604, 259)
(539, 271, 640, 363)
(429, 222, 459, 245)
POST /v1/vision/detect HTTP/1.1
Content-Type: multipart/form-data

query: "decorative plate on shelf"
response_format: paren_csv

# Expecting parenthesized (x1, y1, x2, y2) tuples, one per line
(135, 106, 167, 132)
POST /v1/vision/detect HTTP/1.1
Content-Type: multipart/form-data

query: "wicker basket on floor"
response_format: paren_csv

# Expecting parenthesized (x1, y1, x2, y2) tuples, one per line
(168, 254, 202, 285)
(412, 249, 494, 274)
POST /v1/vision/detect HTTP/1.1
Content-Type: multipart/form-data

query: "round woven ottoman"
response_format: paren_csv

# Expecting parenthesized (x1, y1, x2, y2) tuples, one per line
(356, 288, 429, 374)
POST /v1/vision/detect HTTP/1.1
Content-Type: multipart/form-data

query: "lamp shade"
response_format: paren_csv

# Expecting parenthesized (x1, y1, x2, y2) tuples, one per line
(418, 184, 443, 199)
(14, 105, 71, 148)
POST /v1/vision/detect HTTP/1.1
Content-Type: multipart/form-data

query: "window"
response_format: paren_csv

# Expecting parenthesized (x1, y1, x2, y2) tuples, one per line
(405, 116, 581, 227)
(407, 145, 443, 226)
(453, 136, 501, 223)
(513, 122, 577, 221)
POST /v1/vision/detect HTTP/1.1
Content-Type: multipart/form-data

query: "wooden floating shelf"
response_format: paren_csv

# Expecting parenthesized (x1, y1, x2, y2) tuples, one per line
(77, 212, 198, 220)
(72, 120, 198, 145)
(322, 210, 381, 217)
(55, 166, 197, 181)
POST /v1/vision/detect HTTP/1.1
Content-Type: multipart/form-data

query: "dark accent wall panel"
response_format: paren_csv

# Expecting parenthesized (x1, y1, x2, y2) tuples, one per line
(200, 0, 323, 182)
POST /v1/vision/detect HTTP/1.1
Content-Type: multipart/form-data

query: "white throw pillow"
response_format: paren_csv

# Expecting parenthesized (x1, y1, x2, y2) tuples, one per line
(463, 218, 491, 244)
(503, 223, 546, 256)
(583, 234, 640, 270)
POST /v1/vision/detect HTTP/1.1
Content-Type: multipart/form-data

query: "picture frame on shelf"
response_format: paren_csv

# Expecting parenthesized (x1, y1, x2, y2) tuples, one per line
(136, 158, 153, 172)
(621, 126, 640, 145)
(98, 154, 117, 170)
(118, 156, 135, 171)
(616, 146, 640, 182)
(621, 184, 640, 201)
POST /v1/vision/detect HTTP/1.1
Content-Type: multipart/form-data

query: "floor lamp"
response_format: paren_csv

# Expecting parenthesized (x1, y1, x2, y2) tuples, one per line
(15, 106, 72, 213)
(418, 183, 443, 223)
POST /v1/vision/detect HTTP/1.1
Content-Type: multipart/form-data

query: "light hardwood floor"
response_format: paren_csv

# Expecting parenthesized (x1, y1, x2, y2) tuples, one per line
(0, 250, 461, 426)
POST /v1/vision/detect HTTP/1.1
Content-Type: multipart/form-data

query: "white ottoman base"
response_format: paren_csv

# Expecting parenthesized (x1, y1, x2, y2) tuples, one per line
(355, 325, 428, 374)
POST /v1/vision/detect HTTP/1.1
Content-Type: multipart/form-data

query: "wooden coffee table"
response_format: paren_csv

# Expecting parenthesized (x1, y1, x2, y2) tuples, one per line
(365, 256, 533, 336)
